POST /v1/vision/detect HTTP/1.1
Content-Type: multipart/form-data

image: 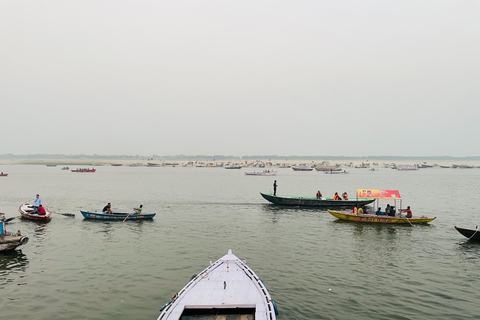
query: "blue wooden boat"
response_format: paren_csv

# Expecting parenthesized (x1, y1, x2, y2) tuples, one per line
(80, 210, 156, 220)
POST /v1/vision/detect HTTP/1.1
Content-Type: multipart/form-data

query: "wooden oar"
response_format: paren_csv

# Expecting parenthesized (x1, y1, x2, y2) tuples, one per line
(5, 215, 21, 222)
(52, 212, 75, 217)
(123, 210, 135, 222)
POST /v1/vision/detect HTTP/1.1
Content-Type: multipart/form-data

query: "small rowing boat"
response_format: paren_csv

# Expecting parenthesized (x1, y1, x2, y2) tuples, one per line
(454, 226, 480, 241)
(245, 170, 277, 176)
(0, 173, 8, 177)
(80, 210, 156, 220)
(260, 192, 375, 208)
(292, 165, 313, 171)
(0, 217, 29, 252)
(157, 249, 278, 320)
(71, 168, 96, 172)
(18, 203, 52, 221)
(328, 210, 436, 224)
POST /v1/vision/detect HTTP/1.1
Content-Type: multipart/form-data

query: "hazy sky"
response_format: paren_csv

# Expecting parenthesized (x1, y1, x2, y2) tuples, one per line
(1, 1, 479, 157)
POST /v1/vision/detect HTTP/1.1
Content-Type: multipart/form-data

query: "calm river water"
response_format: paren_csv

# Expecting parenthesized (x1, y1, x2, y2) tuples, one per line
(1, 164, 480, 320)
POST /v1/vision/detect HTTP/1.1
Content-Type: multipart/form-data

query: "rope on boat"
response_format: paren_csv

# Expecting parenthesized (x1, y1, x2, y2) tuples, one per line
(468, 226, 480, 240)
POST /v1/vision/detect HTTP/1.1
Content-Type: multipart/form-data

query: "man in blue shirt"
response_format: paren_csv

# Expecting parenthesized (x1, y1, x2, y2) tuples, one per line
(33, 194, 42, 210)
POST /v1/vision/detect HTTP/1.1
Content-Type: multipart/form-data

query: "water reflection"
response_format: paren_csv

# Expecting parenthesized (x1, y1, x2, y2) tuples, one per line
(456, 241, 480, 263)
(0, 251, 29, 287)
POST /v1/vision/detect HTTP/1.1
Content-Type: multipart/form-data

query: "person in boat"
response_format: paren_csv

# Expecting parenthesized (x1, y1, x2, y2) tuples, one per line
(357, 206, 364, 214)
(342, 192, 348, 200)
(333, 192, 341, 200)
(134, 205, 143, 214)
(388, 206, 396, 217)
(273, 180, 277, 196)
(385, 204, 391, 214)
(33, 194, 42, 211)
(38, 204, 47, 215)
(316, 191, 322, 199)
(352, 206, 358, 214)
(401, 206, 413, 218)
(102, 203, 113, 214)
(376, 207, 386, 216)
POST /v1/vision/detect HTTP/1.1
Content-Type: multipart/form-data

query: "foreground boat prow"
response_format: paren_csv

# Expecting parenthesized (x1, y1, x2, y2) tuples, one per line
(157, 249, 278, 320)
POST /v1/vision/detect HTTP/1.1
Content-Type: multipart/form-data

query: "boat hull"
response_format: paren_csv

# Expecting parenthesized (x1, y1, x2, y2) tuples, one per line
(18, 203, 53, 221)
(80, 211, 156, 220)
(260, 192, 375, 208)
(0, 235, 29, 252)
(454, 226, 480, 241)
(245, 171, 277, 176)
(328, 210, 436, 224)
(157, 249, 277, 320)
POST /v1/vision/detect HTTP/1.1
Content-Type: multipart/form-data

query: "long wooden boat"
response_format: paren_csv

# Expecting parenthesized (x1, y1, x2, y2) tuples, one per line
(328, 210, 436, 224)
(260, 192, 375, 208)
(18, 203, 53, 221)
(157, 249, 278, 320)
(315, 166, 341, 172)
(454, 226, 480, 241)
(245, 170, 278, 176)
(292, 165, 313, 171)
(80, 210, 156, 220)
(71, 168, 96, 172)
(110, 163, 123, 166)
(0, 219, 29, 252)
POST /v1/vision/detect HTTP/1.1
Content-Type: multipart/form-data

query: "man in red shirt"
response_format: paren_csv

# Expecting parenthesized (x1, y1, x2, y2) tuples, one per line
(38, 205, 47, 215)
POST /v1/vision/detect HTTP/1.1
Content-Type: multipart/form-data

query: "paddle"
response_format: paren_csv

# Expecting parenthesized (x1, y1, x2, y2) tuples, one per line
(123, 210, 135, 222)
(5, 215, 21, 222)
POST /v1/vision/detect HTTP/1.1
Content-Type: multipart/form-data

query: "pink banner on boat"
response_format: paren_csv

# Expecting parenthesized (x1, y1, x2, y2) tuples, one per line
(356, 189, 401, 199)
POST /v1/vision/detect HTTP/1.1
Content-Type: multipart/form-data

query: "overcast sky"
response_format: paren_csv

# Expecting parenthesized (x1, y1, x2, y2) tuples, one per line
(1, 1, 479, 157)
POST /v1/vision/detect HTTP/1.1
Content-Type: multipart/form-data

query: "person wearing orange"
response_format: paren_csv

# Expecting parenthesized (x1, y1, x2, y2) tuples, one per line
(333, 192, 341, 200)
(352, 206, 358, 214)
(401, 206, 413, 218)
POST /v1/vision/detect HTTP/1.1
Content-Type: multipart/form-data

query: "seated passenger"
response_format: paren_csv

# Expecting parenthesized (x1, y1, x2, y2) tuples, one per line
(38, 205, 47, 215)
(316, 191, 322, 199)
(352, 206, 358, 214)
(376, 207, 386, 216)
(357, 206, 364, 214)
(103, 202, 113, 214)
(342, 192, 348, 200)
(134, 205, 143, 214)
(333, 192, 341, 200)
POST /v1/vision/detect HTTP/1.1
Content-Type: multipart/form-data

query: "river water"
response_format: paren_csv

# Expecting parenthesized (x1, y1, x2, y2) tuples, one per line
(1, 164, 480, 320)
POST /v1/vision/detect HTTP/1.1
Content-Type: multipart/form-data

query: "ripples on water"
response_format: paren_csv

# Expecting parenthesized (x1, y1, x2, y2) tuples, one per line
(1, 165, 480, 319)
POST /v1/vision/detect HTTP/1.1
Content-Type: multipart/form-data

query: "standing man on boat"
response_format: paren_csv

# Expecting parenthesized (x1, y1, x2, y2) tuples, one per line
(33, 194, 42, 211)
(273, 180, 278, 196)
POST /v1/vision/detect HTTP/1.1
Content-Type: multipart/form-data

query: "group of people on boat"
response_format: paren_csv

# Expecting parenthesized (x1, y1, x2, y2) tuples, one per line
(333, 192, 348, 200)
(32, 194, 47, 215)
(352, 205, 367, 214)
(352, 203, 413, 218)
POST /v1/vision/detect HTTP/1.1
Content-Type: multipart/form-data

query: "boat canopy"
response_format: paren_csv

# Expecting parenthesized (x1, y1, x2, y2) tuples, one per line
(356, 189, 401, 199)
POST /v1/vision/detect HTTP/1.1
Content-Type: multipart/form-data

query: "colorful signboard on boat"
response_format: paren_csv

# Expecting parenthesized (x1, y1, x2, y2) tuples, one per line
(356, 189, 401, 199)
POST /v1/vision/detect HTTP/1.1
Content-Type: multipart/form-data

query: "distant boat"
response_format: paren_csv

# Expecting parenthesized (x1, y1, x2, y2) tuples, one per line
(324, 169, 349, 174)
(110, 163, 123, 166)
(0, 173, 8, 177)
(46, 164, 57, 167)
(71, 168, 96, 173)
(439, 165, 451, 168)
(292, 165, 313, 171)
(397, 165, 418, 171)
(225, 165, 242, 169)
(260, 192, 374, 208)
(128, 164, 139, 167)
(245, 170, 278, 176)
(157, 249, 278, 320)
(61, 167, 70, 170)
(315, 166, 341, 172)
(147, 162, 161, 167)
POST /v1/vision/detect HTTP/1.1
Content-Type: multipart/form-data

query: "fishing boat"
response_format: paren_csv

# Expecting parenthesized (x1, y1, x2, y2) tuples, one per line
(245, 170, 278, 176)
(0, 173, 8, 177)
(80, 210, 156, 220)
(292, 165, 313, 171)
(71, 168, 96, 173)
(0, 216, 29, 252)
(110, 163, 123, 166)
(328, 210, 436, 224)
(315, 166, 341, 172)
(324, 169, 349, 174)
(46, 164, 57, 167)
(61, 167, 70, 170)
(18, 203, 52, 221)
(454, 226, 480, 241)
(157, 249, 278, 320)
(225, 165, 242, 169)
(260, 192, 375, 208)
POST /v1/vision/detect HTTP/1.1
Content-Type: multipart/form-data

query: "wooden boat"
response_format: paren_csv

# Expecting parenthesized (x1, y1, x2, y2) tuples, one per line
(397, 165, 418, 171)
(61, 167, 70, 170)
(260, 192, 375, 208)
(245, 170, 277, 176)
(328, 210, 436, 224)
(454, 226, 480, 241)
(18, 203, 52, 221)
(157, 249, 278, 320)
(225, 166, 242, 169)
(315, 166, 341, 172)
(80, 210, 156, 220)
(46, 164, 57, 167)
(71, 168, 96, 172)
(324, 169, 348, 174)
(292, 165, 313, 171)
(110, 163, 123, 166)
(0, 173, 8, 177)
(0, 217, 29, 252)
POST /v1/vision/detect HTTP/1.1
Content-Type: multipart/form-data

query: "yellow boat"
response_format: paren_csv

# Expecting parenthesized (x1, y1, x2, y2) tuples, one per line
(328, 210, 436, 224)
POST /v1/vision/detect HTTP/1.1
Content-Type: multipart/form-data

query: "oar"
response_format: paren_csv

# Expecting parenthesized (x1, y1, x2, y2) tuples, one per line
(5, 215, 21, 222)
(52, 212, 76, 217)
(123, 210, 135, 222)
(404, 215, 414, 227)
